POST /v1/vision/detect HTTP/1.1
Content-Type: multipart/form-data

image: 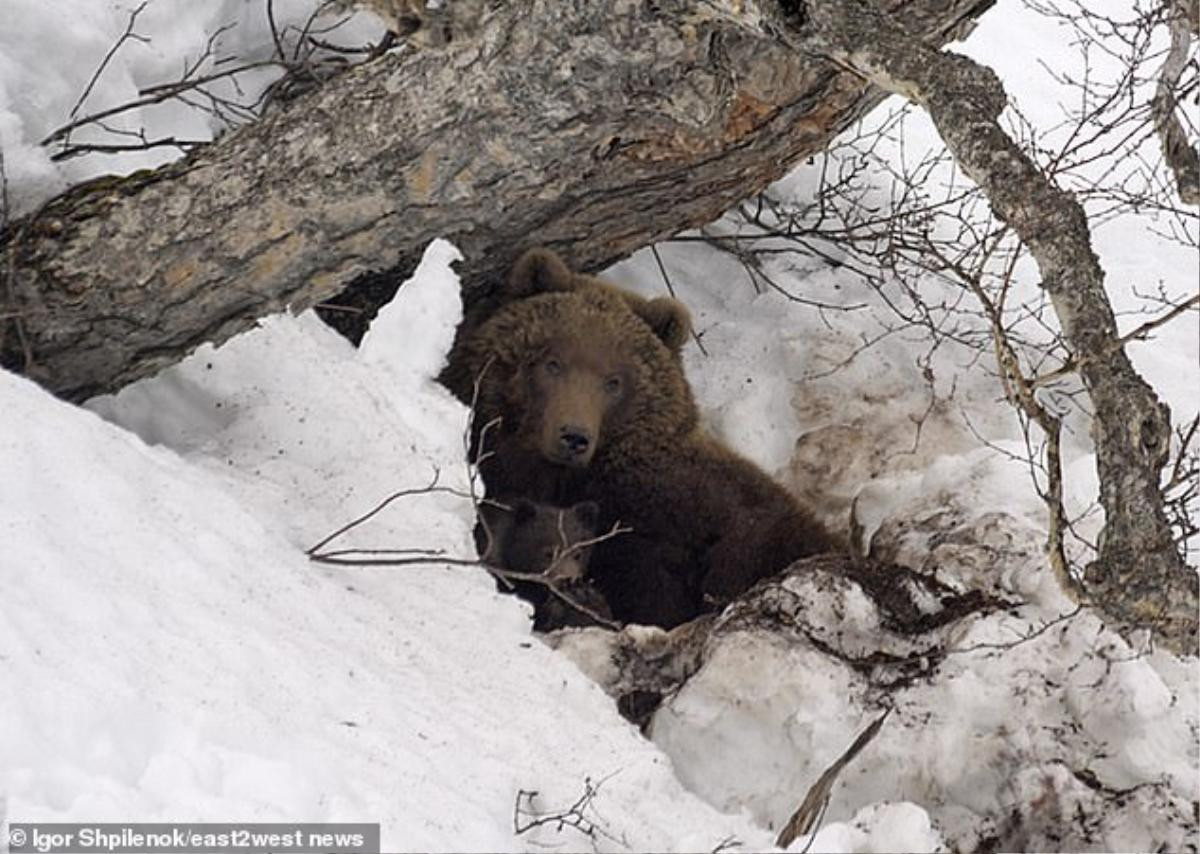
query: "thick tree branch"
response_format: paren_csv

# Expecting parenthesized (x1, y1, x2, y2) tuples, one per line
(787, 0, 1197, 653)
(0, 0, 990, 401)
(1153, 0, 1200, 205)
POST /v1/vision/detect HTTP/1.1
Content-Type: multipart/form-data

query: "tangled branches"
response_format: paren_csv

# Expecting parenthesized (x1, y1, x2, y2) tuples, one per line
(39, 0, 387, 164)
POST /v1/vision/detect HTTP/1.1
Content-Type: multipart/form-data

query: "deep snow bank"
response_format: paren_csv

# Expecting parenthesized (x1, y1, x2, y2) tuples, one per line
(1, 242, 773, 852)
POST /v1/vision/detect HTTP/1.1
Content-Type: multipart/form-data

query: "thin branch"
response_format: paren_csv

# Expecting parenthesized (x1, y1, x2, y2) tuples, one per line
(266, 0, 289, 65)
(62, 0, 153, 148)
(1028, 292, 1200, 388)
(485, 552, 625, 632)
(41, 60, 280, 147)
(305, 469, 447, 555)
(513, 772, 627, 847)
(948, 603, 1087, 655)
(463, 357, 500, 561)
(650, 243, 709, 356)
(49, 137, 207, 163)
(0, 149, 8, 231)
(309, 553, 481, 567)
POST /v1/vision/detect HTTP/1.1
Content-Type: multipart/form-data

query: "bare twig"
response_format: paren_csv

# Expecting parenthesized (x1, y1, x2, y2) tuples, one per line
(1164, 413, 1200, 561)
(710, 835, 742, 854)
(0, 150, 9, 231)
(922, 234, 1077, 591)
(306, 468, 455, 555)
(948, 604, 1088, 656)
(49, 137, 207, 163)
(513, 773, 627, 847)
(1028, 293, 1200, 389)
(650, 244, 709, 356)
(266, 0, 289, 65)
(463, 357, 499, 559)
(39, 0, 376, 160)
(41, 60, 279, 148)
(309, 553, 481, 567)
(60, 0, 153, 149)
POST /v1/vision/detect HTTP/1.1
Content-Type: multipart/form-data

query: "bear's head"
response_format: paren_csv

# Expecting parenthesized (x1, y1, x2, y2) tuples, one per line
(465, 287, 698, 470)
(508, 247, 692, 357)
(479, 498, 601, 581)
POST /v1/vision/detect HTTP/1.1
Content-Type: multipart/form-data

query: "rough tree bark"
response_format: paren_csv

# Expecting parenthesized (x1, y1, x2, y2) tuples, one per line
(0, 0, 991, 402)
(1153, 0, 1200, 205)
(772, 0, 1197, 653)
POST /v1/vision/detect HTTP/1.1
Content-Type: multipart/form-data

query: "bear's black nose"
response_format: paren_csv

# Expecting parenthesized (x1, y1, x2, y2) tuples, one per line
(559, 426, 591, 458)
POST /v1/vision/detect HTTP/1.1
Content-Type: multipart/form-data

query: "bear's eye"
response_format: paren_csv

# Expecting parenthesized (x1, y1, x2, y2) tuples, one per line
(604, 375, 623, 397)
(544, 357, 564, 377)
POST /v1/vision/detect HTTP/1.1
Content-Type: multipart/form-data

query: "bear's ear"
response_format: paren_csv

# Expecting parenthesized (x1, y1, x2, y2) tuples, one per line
(571, 500, 601, 531)
(512, 498, 539, 524)
(636, 297, 692, 354)
(508, 248, 575, 297)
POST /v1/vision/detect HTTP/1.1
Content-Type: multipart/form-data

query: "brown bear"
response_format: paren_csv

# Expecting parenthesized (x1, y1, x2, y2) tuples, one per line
(504, 248, 692, 358)
(475, 497, 613, 630)
(442, 249, 834, 628)
(477, 497, 601, 582)
(438, 247, 690, 398)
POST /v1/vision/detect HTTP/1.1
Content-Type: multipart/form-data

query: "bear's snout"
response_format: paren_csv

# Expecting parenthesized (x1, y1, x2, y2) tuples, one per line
(556, 424, 594, 465)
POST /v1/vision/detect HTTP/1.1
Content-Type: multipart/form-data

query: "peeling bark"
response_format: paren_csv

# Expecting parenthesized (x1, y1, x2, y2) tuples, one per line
(0, 0, 990, 402)
(786, 0, 1197, 653)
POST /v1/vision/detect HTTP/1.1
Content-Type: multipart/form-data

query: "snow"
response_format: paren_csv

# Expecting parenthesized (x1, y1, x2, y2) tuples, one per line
(3, 1, 1197, 852)
(0, 0, 384, 217)
(642, 513, 1196, 850)
(3, 243, 770, 852)
(806, 802, 944, 854)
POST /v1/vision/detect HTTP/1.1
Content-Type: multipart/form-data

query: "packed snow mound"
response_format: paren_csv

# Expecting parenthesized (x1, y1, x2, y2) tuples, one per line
(553, 511, 1197, 852)
(1, 242, 776, 853)
(652, 513, 1196, 852)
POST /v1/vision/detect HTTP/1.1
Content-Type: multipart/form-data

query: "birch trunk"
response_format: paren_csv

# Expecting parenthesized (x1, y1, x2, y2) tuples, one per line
(783, 0, 1197, 653)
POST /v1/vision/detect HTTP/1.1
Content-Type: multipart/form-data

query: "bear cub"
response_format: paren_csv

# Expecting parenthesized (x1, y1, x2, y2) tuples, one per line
(476, 498, 613, 630)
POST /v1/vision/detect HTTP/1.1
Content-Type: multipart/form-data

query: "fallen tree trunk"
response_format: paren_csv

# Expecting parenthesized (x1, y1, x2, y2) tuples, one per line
(0, 0, 991, 402)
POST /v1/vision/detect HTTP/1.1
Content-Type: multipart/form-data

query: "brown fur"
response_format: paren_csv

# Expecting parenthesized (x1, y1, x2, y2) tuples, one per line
(475, 498, 612, 630)
(477, 498, 600, 581)
(437, 247, 690, 399)
(507, 248, 692, 355)
(443, 252, 834, 628)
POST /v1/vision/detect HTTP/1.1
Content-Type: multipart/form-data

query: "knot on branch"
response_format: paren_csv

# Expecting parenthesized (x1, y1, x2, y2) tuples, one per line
(1082, 550, 1199, 654)
(1134, 401, 1173, 469)
(927, 51, 1007, 120)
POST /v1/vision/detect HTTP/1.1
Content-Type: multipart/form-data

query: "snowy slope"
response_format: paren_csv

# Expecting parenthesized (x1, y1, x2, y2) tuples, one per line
(2, 242, 774, 852)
